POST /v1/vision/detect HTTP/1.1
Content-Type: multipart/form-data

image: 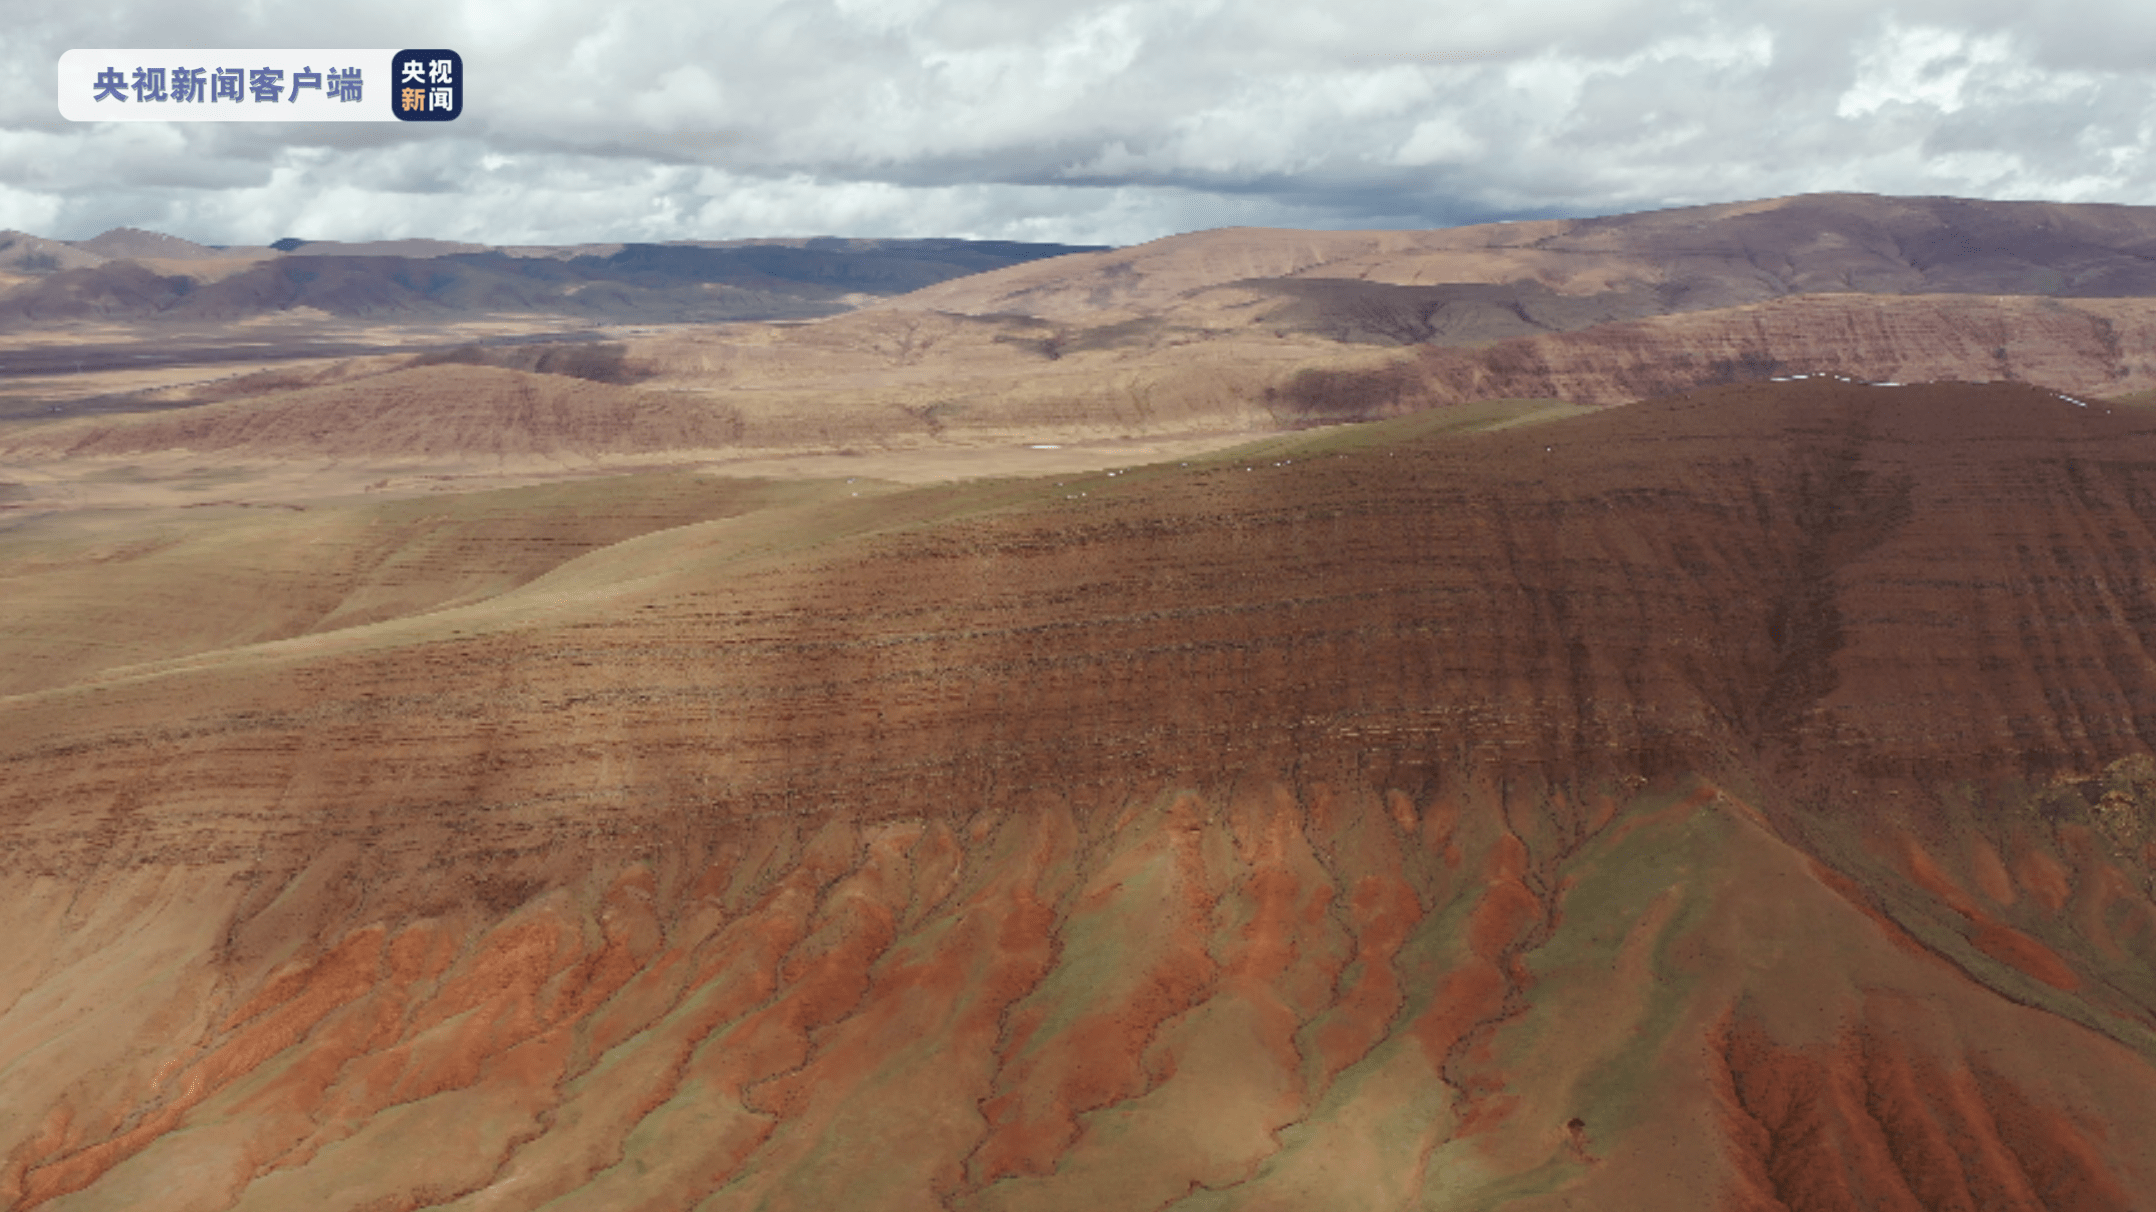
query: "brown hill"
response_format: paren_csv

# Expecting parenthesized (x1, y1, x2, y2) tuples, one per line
(0, 231, 106, 276)
(21, 190, 2156, 343)
(0, 237, 1109, 329)
(890, 192, 2156, 343)
(72, 308, 1358, 456)
(1268, 291, 2156, 423)
(4, 364, 747, 460)
(19, 192, 2156, 448)
(0, 473, 815, 699)
(584, 288, 2156, 441)
(0, 259, 206, 323)
(66, 227, 261, 261)
(411, 192, 2156, 447)
(2, 380, 2154, 1209)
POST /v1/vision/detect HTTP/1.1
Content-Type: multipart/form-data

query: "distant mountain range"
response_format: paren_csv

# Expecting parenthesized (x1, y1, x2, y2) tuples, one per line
(15, 193, 2156, 339)
(0, 228, 1110, 326)
(897, 192, 2156, 341)
(25, 192, 2156, 447)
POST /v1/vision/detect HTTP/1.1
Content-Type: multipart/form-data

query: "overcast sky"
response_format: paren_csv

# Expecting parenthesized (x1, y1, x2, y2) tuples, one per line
(5, 0, 2154, 247)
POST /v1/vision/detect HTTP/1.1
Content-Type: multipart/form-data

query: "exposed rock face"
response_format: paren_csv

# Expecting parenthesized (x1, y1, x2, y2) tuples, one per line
(1238, 293, 2156, 426)
(3, 380, 2155, 1208)
(1404, 293, 2156, 408)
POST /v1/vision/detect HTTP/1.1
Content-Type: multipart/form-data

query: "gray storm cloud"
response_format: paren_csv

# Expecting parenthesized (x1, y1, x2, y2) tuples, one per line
(4, 0, 2154, 245)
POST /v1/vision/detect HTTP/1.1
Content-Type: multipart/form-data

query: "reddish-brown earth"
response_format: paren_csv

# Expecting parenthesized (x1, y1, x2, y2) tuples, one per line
(11, 192, 2156, 1209)
(3, 379, 2155, 1208)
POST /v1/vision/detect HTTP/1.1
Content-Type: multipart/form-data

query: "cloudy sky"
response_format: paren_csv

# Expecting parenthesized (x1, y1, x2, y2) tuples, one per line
(4, 0, 2153, 247)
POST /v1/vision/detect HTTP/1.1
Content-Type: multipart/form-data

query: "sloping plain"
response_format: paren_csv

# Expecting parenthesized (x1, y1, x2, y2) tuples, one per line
(3, 380, 2156, 1210)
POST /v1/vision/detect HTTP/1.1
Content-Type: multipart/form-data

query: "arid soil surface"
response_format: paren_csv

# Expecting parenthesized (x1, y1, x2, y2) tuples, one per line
(8, 195, 2156, 1209)
(2, 381, 2156, 1209)
(15, 191, 2156, 450)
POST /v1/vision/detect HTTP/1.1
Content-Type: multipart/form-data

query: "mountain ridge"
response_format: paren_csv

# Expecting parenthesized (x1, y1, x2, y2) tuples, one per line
(9, 195, 2156, 1208)
(4, 379, 2156, 1207)
(0, 233, 1110, 328)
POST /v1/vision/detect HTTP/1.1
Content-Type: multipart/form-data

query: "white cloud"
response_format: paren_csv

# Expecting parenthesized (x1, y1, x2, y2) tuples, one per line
(0, 182, 62, 235)
(1393, 115, 1482, 167)
(1838, 22, 2015, 117)
(3, 0, 2155, 245)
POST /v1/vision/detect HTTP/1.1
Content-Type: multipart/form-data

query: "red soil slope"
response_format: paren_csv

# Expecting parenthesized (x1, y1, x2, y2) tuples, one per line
(3, 380, 2155, 1208)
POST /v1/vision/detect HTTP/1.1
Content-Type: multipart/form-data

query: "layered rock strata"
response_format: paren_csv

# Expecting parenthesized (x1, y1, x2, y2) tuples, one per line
(4, 380, 2155, 1209)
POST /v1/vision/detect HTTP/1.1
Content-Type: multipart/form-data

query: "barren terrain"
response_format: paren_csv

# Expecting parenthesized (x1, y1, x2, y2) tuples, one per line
(5, 195, 2156, 1209)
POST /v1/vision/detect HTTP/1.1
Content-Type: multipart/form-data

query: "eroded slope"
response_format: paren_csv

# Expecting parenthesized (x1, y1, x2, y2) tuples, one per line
(3, 381, 2156, 1209)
